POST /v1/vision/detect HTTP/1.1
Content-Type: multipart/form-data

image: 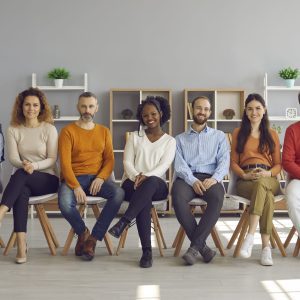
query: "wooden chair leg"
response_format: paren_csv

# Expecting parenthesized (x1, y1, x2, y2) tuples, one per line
(210, 227, 225, 256)
(233, 213, 249, 258)
(284, 226, 296, 248)
(61, 205, 86, 255)
(0, 236, 5, 248)
(115, 227, 128, 256)
(62, 228, 75, 256)
(172, 226, 182, 248)
(38, 205, 60, 248)
(271, 224, 286, 257)
(270, 234, 276, 249)
(35, 204, 56, 255)
(227, 208, 248, 249)
(3, 232, 16, 256)
(91, 204, 114, 255)
(152, 207, 167, 249)
(151, 208, 164, 257)
(173, 226, 186, 257)
(293, 238, 300, 257)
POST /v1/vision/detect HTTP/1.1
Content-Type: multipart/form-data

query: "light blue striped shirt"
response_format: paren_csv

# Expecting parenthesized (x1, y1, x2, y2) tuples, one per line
(174, 125, 230, 186)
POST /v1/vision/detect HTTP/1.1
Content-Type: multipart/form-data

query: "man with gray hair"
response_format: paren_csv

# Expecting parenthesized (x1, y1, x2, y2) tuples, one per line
(58, 92, 124, 261)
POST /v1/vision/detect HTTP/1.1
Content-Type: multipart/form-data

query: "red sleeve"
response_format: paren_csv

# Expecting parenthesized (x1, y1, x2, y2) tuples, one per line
(282, 126, 300, 179)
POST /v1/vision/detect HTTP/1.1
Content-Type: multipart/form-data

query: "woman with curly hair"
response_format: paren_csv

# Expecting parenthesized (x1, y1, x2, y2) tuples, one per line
(231, 93, 281, 266)
(0, 87, 59, 264)
(109, 96, 176, 268)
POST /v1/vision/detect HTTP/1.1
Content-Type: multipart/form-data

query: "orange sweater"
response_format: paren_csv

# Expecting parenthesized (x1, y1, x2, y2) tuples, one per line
(230, 128, 281, 178)
(58, 123, 114, 189)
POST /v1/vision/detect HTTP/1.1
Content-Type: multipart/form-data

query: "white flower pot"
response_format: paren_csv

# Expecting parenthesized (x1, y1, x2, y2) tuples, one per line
(285, 79, 295, 88)
(54, 79, 64, 88)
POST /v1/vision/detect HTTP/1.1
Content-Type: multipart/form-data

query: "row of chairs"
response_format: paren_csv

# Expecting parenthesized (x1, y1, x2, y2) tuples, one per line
(1, 191, 299, 258)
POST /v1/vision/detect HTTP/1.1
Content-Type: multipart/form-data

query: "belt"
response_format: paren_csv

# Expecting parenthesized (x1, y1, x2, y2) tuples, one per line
(241, 164, 271, 171)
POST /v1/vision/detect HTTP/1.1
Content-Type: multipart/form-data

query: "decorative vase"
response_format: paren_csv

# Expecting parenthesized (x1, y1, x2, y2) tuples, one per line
(54, 79, 64, 88)
(53, 105, 60, 119)
(285, 79, 295, 88)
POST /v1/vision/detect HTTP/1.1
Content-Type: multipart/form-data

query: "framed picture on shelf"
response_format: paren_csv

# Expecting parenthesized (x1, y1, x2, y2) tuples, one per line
(286, 108, 297, 119)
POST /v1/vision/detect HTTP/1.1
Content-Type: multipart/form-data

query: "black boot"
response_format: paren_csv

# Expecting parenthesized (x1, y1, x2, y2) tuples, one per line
(139, 248, 153, 268)
(108, 217, 130, 238)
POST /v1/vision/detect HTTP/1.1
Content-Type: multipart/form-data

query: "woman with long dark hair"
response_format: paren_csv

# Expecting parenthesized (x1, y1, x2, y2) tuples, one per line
(231, 93, 281, 266)
(108, 96, 176, 268)
(0, 87, 59, 264)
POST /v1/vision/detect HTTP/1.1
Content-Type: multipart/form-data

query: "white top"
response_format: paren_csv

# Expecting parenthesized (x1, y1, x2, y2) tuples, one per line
(7, 122, 58, 176)
(123, 130, 176, 182)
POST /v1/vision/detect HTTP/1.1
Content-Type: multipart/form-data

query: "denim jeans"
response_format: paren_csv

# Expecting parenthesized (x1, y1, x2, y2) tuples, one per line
(58, 175, 124, 241)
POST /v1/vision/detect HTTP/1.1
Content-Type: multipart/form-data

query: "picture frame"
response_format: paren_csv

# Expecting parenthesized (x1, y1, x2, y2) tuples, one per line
(286, 107, 297, 119)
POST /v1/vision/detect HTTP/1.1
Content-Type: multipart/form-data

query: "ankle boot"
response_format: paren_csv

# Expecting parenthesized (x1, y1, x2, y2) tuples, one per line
(139, 248, 153, 268)
(82, 235, 97, 261)
(108, 217, 130, 238)
(75, 227, 90, 256)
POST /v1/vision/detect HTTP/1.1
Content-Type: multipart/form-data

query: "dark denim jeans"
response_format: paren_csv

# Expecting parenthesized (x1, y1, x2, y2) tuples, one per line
(58, 175, 124, 241)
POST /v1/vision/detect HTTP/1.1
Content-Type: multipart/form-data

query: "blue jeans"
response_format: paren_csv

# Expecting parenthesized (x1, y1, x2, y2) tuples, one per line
(58, 175, 124, 241)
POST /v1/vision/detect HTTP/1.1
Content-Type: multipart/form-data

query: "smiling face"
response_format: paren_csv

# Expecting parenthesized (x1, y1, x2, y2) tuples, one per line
(192, 98, 211, 125)
(141, 104, 162, 129)
(77, 96, 98, 122)
(245, 99, 266, 125)
(22, 96, 41, 121)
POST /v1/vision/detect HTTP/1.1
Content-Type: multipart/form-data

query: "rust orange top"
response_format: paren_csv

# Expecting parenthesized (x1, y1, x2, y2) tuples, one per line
(59, 122, 114, 189)
(230, 127, 281, 178)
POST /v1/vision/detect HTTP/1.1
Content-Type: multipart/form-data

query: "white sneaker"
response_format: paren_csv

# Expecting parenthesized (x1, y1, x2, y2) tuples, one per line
(240, 234, 254, 258)
(260, 247, 273, 266)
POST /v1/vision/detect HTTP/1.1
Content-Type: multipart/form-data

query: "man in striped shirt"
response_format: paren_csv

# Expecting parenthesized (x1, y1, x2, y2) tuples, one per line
(172, 96, 230, 265)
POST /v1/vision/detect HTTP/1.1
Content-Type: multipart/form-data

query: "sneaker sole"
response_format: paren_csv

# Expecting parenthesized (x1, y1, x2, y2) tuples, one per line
(81, 254, 94, 261)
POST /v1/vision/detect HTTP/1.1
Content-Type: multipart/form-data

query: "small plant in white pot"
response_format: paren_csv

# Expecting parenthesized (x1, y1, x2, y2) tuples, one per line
(279, 67, 299, 88)
(48, 68, 70, 88)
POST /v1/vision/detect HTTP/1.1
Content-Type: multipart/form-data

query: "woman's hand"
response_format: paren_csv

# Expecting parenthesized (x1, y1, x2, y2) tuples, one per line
(242, 168, 271, 180)
(22, 160, 34, 174)
(134, 173, 147, 189)
(255, 168, 272, 178)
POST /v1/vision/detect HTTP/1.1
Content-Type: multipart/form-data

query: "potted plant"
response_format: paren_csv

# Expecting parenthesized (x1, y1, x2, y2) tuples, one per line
(48, 68, 70, 88)
(278, 67, 299, 88)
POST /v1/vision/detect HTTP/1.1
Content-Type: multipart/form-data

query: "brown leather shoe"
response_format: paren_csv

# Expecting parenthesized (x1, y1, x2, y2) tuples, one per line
(82, 235, 97, 261)
(75, 227, 90, 256)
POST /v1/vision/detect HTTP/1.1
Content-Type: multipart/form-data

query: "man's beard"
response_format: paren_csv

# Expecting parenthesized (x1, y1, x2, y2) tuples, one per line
(193, 113, 208, 125)
(80, 113, 94, 122)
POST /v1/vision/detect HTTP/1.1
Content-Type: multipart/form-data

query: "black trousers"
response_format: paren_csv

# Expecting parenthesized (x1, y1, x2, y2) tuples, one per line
(1, 169, 59, 232)
(171, 173, 224, 250)
(121, 176, 168, 249)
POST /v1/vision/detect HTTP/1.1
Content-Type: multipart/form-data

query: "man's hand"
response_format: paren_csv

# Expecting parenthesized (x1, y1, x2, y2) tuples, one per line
(22, 160, 34, 174)
(203, 178, 217, 190)
(192, 180, 206, 196)
(74, 186, 87, 204)
(89, 178, 104, 196)
(134, 173, 147, 190)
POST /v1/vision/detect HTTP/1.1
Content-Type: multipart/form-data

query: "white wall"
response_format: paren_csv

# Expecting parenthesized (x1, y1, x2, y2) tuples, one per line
(0, 0, 299, 183)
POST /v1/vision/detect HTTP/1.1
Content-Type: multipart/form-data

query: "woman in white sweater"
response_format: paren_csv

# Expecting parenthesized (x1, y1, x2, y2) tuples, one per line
(109, 96, 176, 268)
(0, 88, 59, 264)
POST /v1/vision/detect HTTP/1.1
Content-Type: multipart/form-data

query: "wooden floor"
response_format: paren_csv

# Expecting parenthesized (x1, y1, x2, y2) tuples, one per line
(0, 215, 299, 300)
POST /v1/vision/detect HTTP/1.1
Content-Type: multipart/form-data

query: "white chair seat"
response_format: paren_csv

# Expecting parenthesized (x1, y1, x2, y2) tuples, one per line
(152, 198, 168, 206)
(85, 196, 107, 205)
(28, 193, 58, 205)
(189, 198, 206, 206)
